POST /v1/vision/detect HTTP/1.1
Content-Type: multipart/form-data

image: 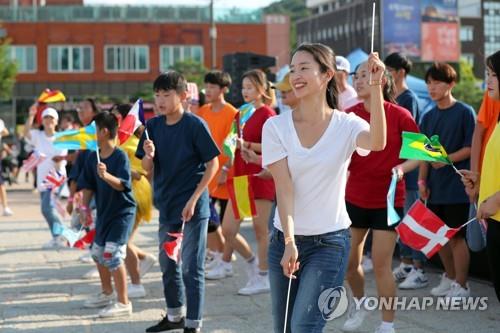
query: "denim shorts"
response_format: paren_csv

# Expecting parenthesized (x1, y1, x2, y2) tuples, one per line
(91, 242, 127, 271)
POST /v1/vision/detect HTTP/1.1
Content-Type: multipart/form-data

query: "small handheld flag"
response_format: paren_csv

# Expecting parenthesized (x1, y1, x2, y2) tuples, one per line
(21, 151, 46, 173)
(163, 222, 185, 264)
(38, 89, 66, 103)
(41, 169, 67, 191)
(399, 132, 450, 164)
(118, 99, 145, 145)
(54, 122, 98, 151)
(227, 175, 257, 220)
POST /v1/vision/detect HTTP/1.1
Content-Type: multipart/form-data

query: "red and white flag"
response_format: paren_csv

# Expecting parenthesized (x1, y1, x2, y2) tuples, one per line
(21, 151, 46, 173)
(163, 231, 184, 264)
(118, 99, 145, 145)
(395, 200, 459, 259)
(41, 169, 67, 191)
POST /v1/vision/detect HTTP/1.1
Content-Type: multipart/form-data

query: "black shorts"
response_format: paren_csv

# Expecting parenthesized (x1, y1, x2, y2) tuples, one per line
(426, 203, 470, 238)
(207, 198, 228, 233)
(346, 201, 403, 231)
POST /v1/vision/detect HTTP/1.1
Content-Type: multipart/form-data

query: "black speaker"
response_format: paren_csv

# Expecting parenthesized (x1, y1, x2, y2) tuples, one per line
(223, 52, 277, 108)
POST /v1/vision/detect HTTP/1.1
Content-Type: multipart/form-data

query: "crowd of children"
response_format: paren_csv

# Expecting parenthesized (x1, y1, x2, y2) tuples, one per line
(18, 43, 500, 333)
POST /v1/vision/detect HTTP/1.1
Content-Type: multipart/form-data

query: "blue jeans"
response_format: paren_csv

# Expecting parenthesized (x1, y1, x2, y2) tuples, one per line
(158, 215, 208, 329)
(398, 190, 427, 263)
(269, 228, 351, 333)
(40, 190, 63, 238)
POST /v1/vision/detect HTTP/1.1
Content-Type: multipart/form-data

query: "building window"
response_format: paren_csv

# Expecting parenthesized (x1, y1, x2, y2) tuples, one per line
(10, 45, 36, 73)
(462, 53, 474, 66)
(160, 45, 203, 70)
(460, 26, 474, 41)
(48, 45, 92, 73)
(105, 45, 149, 73)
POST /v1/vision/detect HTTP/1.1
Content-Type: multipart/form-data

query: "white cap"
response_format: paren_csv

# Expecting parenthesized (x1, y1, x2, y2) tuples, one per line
(335, 56, 351, 73)
(41, 107, 59, 121)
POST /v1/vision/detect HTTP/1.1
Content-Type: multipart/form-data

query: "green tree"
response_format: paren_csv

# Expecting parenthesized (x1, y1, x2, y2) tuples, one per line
(454, 60, 484, 112)
(263, 0, 310, 49)
(0, 40, 18, 100)
(171, 59, 207, 88)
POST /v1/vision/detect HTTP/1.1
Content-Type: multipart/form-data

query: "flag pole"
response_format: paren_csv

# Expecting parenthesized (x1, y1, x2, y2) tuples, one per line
(283, 274, 293, 333)
(96, 139, 101, 164)
(370, 2, 376, 54)
(369, 1, 376, 83)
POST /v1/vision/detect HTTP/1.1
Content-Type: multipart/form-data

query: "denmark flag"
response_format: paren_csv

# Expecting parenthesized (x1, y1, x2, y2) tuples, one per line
(395, 200, 459, 259)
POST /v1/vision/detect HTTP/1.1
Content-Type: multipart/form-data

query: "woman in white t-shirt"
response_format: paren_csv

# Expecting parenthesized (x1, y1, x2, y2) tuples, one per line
(262, 43, 387, 332)
(24, 106, 67, 249)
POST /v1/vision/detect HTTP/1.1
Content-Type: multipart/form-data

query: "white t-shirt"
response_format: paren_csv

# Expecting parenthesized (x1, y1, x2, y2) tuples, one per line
(338, 85, 360, 111)
(262, 110, 369, 235)
(29, 130, 67, 192)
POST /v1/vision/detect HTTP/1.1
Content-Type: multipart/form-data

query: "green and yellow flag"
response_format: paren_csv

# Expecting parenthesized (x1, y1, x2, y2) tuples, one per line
(399, 132, 450, 164)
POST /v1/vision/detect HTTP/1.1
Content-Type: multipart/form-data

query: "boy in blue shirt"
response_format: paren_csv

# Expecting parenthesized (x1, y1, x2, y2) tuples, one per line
(78, 111, 136, 318)
(385, 52, 428, 290)
(136, 71, 219, 333)
(419, 62, 476, 299)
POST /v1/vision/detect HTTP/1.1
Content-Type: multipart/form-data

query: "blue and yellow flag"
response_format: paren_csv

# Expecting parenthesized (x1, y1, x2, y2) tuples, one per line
(54, 122, 98, 150)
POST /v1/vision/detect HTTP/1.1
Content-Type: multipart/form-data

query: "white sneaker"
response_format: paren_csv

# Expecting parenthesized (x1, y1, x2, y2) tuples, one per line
(79, 252, 94, 263)
(398, 268, 429, 290)
(84, 291, 116, 308)
(128, 284, 146, 298)
(42, 238, 58, 249)
(361, 256, 373, 273)
(205, 252, 222, 271)
(238, 274, 270, 295)
(139, 254, 157, 277)
(445, 281, 470, 299)
(54, 236, 68, 248)
(205, 261, 233, 280)
(342, 299, 368, 332)
(42, 236, 66, 249)
(98, 301, 132, 318)
(3, 207, 13, 216)
(431, 273, 453, 296)
(392, 263, 413, 282)
(83, 267, 100, 279)
(374, 324, 395, 333)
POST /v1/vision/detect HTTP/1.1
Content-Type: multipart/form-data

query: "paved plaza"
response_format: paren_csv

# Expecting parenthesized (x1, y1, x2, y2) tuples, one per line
(1, 184, 499, 333)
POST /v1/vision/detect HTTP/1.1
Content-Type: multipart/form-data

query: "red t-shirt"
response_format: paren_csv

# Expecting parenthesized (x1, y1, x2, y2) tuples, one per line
(233, 105, 276, 201)
(346, 101, 419, 209)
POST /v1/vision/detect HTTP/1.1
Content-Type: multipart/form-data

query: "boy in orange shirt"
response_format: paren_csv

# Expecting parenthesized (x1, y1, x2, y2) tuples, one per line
(196, 71, 238, 277)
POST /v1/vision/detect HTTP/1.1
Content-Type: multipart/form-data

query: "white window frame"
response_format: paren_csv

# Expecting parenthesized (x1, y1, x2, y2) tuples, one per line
(48, 45, 94, 73)
(10, 45, 37, 73)
(159, 45, 204, 71)
(104, 45, 150, 73)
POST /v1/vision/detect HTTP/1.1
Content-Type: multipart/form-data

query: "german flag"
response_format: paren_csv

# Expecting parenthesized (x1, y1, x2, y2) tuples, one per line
(227, 175, 257, 220)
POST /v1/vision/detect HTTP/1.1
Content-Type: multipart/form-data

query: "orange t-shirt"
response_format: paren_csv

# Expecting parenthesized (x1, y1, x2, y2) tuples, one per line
(478, 91, 500, 168)
(197, 103, 238, 200)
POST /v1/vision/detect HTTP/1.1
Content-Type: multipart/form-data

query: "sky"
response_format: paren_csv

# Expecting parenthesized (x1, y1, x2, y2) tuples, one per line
(84, 0, 279, 8)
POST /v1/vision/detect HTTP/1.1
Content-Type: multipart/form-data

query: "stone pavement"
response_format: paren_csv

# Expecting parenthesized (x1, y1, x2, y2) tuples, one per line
(1, 183, 499, 333)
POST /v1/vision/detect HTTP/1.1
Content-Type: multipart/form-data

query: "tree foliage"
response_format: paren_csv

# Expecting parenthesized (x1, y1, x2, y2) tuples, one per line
(0, 40, 18, 100)
(171, 59, 207, 88)
(454, 60, 484, 112)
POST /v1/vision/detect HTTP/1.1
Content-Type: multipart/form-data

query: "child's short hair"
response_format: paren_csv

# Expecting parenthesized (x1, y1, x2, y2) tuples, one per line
(425, 62, 457, 84)
(110, 103, 132, 119)
(153, 71, 187, 94)
(95, 111, 118, 139)
(204, 71, 232, 88)
(384, 52, 412, 75)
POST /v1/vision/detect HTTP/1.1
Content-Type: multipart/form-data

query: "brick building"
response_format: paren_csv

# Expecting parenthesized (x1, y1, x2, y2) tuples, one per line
(0, 1, 290, 125)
